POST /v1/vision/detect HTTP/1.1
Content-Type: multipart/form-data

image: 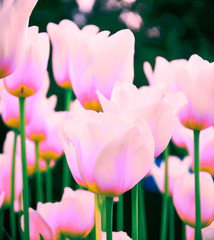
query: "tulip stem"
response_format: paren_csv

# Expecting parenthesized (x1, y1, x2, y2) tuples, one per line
(194, 130, 202, 240)
(183, 223, 186, 240)
(139, 183, 147, 240)
(19, 97, 30, 240)
(10, 130, 18, 240)
(35, 141, 44, 203)
(169, 197, 175, 240)
(62, 89, 73, 190)
(132, 184, 139, 240)
(100, 196, 106, 232)
(106, 197, 113, 240)
(95, 194, 102, 240)
(46, 161, 52, 202)
(0, 208, 3, 240)
(160, 145, 169, 240)
(117, 195, 123, 231)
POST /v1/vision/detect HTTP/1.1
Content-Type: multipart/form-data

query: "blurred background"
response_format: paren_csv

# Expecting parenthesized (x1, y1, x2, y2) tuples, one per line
(2, 0, 214, 239)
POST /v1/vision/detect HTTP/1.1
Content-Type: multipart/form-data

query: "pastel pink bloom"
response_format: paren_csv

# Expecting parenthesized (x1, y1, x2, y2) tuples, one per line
(61, 109, 155, 197)
(144, 54, 214, 130)
(57, 187, 94, 238)
(151, 156, 191, 195)
(172, 171, 214, 228)
(47, 20, 99, 89)
(21, 208, 53, 240)
(48, 20, 134, 111)
(0, 0, 38, 78)
(37, 202, 61, 240)
(102, 231, 132, 240)
(39, 111, 64, 161)
(4, 26, 49, 97)
(186, 220, 214, 240)
(98, 81, 187, 157)
(172, 121, 214, 176)
(119, 11, 143, 31)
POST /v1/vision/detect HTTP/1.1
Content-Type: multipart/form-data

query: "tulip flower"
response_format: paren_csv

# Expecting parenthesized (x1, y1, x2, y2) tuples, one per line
(0, 0, 38, 78)
(144, 54, 214, 131)
(172, 171, 214, 228)
(4, 26, 49, 98)
(61, 109, 155, 197)
(98, 81, 187, 157)
(48, 20, 134, 111)
(151, 156, 191, 195)
(0, 192, 5, 208)
(102, 231, 132, 240)
(58, 187, 95, 239)
(21, 208, 53, 240)
(47, 20, 99, 89)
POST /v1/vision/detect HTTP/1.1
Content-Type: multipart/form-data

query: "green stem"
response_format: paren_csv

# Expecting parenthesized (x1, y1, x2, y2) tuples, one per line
(169, 197, 175, 240)
(194, 130, 202, 240)
(183, 223, 186, 240)
(62, 89, 73, 190)
(117, 195, 123, 231)
(139, 183, 147, 240)
(0, 208, 4, 240)
(35, 141, 44, 203)
(132, 184, 139, 240)
(95, 194, 102, 240)
(160, 145, 169, 240)
(10, 130, 18, 240)
(46, 161, 52, 202)
(19, 97, 29, 240)
(100, 196, 106, 232)
(106, 197, 113, 240)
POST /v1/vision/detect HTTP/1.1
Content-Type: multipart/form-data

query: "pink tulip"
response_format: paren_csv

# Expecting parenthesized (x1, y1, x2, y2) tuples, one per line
(151, 156, 191, 195)
(39, 111, 64, 162)
(21, 208, 53, 240)
(144, 54, 214, 130)
(172, 171, 214, 228)
(37, 202, 61, 240)
(48, 20, 134, 110)
(0, 0, 38, 78)
(102, 231, 132, 240)
(98, 81, 187, 157)
(61, 109, 155, 197)
(57, 187, 94, 238)
(4, 26, 49, 98)
(186, 220, 214, 240)
(0, 192, 5, 208)
(47, 20, 99, 89)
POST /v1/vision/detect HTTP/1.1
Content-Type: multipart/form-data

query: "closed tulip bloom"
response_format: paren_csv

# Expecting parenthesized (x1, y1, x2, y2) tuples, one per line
(144, 54, 214, 130)
(48, 20, 134, 111)
(98, 81, 187, 157)
(61, 110, 155, 197)
(37, 202, 61, 240)
(58, 188, 94, 239)
(172, 171, 214, 228)
(4, 26, 49, 97)
(102, 231, 132, 240)
(151, 156, 191, 195)
(47, 20, 99, 89)
(0, 0, 38, 78)
(21, 208, 53, 240)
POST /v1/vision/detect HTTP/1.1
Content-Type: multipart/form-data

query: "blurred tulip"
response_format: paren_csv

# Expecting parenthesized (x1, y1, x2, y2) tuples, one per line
(98, 81, 187, 157)
(61, 109, 155, 197)
(0, 0, 38, 78)
(0, 192, 5, 208)
(48, 20, 134, 111)
(102, 231, 132, 240)
(151, 156, 191, 195)
(21, 208, 53, 240)
(172, 171, 214, 228)
(4, 26, 49, 98)
(144, 54, 214, 130)
(58, 187, 94, 239)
